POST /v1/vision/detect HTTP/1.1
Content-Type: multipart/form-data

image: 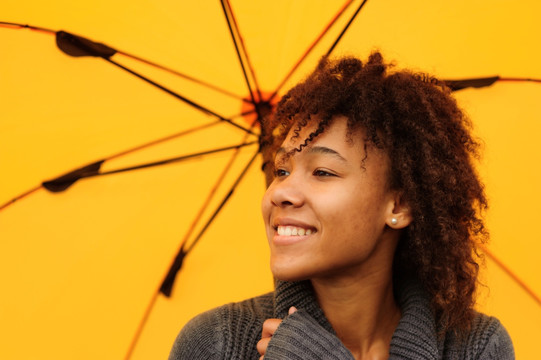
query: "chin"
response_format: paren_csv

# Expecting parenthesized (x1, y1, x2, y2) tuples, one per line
(270, 260, 313, 282)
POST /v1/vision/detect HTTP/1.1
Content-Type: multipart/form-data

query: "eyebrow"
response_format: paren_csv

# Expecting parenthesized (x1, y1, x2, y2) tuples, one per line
(309, 146, 348, 162)
(275, 146, 347, 163)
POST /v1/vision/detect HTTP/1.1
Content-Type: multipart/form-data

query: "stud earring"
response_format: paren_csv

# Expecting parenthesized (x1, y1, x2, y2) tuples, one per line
(391, 218, 398, 225)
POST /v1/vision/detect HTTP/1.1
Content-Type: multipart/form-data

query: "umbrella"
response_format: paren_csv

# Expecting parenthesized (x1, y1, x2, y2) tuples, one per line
(1, 1, 540, 359)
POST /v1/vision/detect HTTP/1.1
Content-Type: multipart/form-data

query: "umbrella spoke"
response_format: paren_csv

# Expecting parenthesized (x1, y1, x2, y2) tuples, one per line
(183, 150, 260, 257)
(268, 0, 356, 102)
(0, 21, 55, 34)
(0, 121, 226, 210)
(117, 50, 249, 102)
(2, 24, 256, 134)
(221, 0, 263, 119)
(499, 77, 541, 83)
(480, 244, 541, 306)
(443, 76, 501, 91)
(183, 149, 260, 256)
(443, 77, 541, 91)
(0, 186, 42, 211)
(1, 22, 249, 102)
(160, 119, 260, 297)
(326, 0, 369, 57)
(41, 141, 259, 192)
(102, 56, 256, 135)
(125, 143, 258, 359)
(124, 290, 160, 360)
(107, 120, 223, 161)
(229, 108, 258, 121)
(159, 148, 260, 297)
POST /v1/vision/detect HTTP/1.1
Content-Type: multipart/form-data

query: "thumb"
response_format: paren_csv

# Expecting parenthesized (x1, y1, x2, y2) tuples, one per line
(288, 306, 297, 315)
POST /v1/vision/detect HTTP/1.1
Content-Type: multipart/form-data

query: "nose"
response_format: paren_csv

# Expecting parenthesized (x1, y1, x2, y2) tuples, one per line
(267, 174, 305, 208)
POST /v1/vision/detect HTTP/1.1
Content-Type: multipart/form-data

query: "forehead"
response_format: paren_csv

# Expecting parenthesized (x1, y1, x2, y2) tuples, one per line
(278, 115, 363, 154)
(274, 115, 390, 173)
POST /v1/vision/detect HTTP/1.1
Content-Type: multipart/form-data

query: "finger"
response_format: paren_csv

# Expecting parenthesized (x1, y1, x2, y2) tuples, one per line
(261, 318, 282, 338)
(288, 306, 297, 315)
(256, 337, 271, 356)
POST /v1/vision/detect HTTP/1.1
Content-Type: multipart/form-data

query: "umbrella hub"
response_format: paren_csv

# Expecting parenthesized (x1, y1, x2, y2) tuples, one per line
(241, 91, 280, 128)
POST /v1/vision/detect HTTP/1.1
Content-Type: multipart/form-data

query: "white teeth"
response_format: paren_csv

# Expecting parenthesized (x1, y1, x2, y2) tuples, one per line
(276, 226, 313, 236)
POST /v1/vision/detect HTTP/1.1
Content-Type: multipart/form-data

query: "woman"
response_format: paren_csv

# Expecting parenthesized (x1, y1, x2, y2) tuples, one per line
(169, 52, 514, 359)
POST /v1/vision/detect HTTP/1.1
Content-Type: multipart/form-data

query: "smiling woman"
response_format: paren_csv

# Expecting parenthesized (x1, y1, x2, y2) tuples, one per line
(168, 52, 515, 360)
(263, 117, 403, 286)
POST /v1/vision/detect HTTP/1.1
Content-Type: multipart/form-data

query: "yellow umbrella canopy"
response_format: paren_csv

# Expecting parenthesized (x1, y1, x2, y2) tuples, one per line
(1, 1, 540, 359)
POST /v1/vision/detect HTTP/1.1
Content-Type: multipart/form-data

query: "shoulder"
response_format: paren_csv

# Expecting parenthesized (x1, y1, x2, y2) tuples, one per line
(468, 312, 514, 359)
(168, 292, 274, 360)
(444, 312, 515, 360)
(167, 305, 226, 360)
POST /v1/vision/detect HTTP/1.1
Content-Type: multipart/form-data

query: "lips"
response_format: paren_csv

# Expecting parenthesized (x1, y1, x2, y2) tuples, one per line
(271, 218, 317, 242)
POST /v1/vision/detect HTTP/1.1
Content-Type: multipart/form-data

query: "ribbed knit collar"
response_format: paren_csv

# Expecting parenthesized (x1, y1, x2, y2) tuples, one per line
(273, 279, 443, 359)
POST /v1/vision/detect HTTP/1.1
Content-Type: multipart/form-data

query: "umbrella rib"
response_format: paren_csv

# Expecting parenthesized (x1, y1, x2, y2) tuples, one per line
(103, 57, 256, 135)
(117, 50, 249, 102)
(220, 0, 263, 115)
(0, 22, 249, 103)
(41, 141, 259, 193)
(326, 0, 370, 57)
(159, 117, 260, 296)
(443, 76, 541, 91)
(480, 244, 541, 306)
(0, 121, 225, 210)
(0, 186, 42, 211)
(107, 120, 223, 161)
(498, 77, 541, 84)
(0, 21, 55, 34)
(443, 76, 501, 91)
(183, 149, 259, 256)
(159, 148, 259, 296)
(225, 0, 262, 98)
(99, 141, 258, 176)
(125, 144, 258, 358)
(123, 291, 160, 360)
(159, 149, 260, 293)
(268, 0, 356, 102)
(231, 108, 258, 121)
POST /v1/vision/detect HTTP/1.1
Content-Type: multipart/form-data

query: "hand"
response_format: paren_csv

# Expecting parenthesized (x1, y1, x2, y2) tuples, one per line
(257, 306, 297, 359)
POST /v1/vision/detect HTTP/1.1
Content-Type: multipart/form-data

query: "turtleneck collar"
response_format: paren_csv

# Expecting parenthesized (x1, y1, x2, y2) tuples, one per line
(273, 278, 443, 359)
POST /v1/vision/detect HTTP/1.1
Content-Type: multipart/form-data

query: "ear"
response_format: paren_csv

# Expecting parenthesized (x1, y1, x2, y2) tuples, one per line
(385, 191, 413, 229)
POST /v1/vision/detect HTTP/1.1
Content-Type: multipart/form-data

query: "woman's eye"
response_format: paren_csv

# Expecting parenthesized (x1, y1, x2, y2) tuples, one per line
(313, 169, 336, 177)
(274, 168, 289, 177)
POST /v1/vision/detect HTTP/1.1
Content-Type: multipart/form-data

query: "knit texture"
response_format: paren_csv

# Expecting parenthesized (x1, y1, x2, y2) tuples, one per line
(169, 279, 514, 359)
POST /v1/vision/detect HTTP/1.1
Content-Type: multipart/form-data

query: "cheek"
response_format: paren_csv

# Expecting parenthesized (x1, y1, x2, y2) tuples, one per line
(319, 188, 366, 217)
(261, 190, 272, 224)
(321, 189, 385, 234)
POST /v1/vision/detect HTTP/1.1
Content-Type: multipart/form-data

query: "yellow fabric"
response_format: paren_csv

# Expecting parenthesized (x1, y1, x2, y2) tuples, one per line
(0, 1, 539, 359)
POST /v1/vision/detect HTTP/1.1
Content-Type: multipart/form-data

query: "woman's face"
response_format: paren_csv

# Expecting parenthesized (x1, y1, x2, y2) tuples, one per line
(261, 116, 403, 282)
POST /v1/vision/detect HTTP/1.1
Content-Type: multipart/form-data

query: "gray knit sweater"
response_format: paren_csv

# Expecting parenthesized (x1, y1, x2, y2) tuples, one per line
(169, 279, 514, 359)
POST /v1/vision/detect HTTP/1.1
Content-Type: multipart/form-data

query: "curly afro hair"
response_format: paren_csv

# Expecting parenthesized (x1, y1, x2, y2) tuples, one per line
(262, 51, 488, 333)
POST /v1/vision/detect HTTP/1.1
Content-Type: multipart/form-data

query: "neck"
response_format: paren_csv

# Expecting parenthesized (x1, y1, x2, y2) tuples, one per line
(311, 269, 400, 360)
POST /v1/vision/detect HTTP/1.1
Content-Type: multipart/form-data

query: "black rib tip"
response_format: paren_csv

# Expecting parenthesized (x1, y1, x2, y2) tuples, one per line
(159, 250, 187, 298)
(56, 31, 117, 58)
(42, 160, 105, 192)
(444, 76, 500, 91)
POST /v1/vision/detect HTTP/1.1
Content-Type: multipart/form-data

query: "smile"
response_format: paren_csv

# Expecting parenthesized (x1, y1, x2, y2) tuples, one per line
(276, 226, 314, 236)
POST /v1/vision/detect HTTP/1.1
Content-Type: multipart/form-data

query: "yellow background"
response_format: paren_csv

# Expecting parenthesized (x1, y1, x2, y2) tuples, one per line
(1, 1, 540, 359)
